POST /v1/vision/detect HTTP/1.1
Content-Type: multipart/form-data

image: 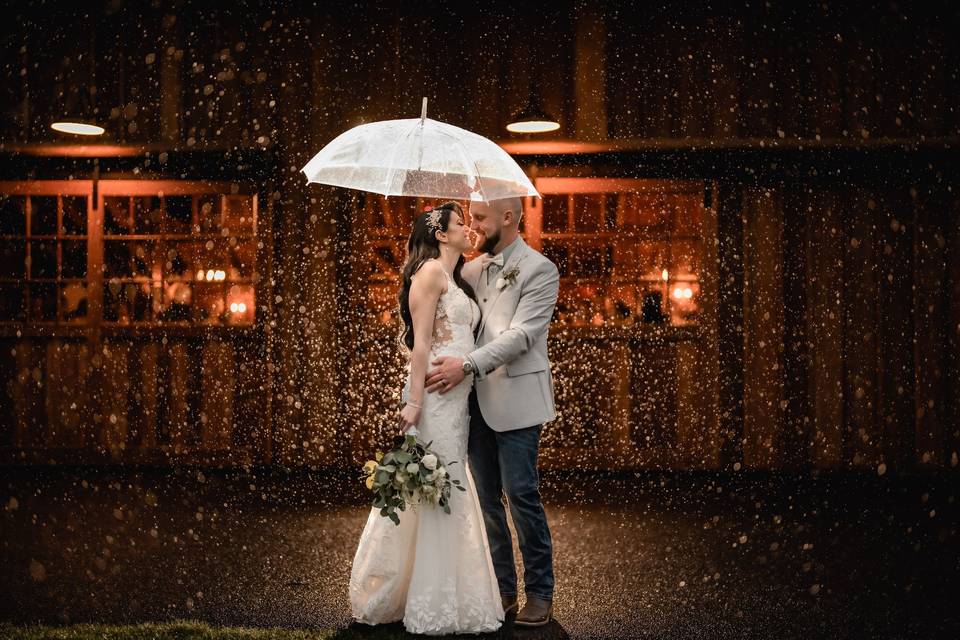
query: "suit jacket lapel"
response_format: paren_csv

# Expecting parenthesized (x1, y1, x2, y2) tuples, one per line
(477, 239, 529, 336)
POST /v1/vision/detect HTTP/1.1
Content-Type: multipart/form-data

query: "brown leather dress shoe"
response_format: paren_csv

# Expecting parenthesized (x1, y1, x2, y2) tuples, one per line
(501, 593, 518, 615)
(515, 595, 553, 627)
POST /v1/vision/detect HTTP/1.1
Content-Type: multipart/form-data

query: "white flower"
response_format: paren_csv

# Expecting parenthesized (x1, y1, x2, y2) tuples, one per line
(437, 467, 447, 478)
(405, 463, 419, 474)
(422, 485, 435, 496)
(497, 265, 521, 290)
(425, 471, 437, 482)
(422, 454, 438, 470)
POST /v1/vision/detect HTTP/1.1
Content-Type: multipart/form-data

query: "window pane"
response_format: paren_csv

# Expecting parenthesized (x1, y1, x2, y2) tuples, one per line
(104, 240, 158, 279)
(0, 241, 26, 278)
(61, 282, 88, 321)
(162, 241, 198, 280)
(614, 241, 671, 280)
(669, 239, 702, 277)
(104, 197, 133, 235)
(28, 283, 57, 320)
(542, 239, 569, 277)
(61, 196, 87, 235)
(198, 195, 221, 233)
(0, 195, 26, 235)
(671, 192, 703, 235)
(193, 282, 225, 324)
(229, 242, 256, 278)
(620, 193, 670, 231)
(104, 280, 153, 322)
(133, 196, 162, 234)
(30, 196, 57, 236)
(602, 193, 619, 230)
(164, 196, 193, 233)
(223, 195, 254, 234)
(61, 240, 88, 278)
(542, 195, 568, 232)
(28, 241, 57, 279)
(572, 244, 613, 277)
(573, 194, 604, 232)
(0, 284, 25, 321)
(131, 240, 159, 278)
(157, 278, 193, 322)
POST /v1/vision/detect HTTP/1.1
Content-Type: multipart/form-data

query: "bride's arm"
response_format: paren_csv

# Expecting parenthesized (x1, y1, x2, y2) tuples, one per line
(400, 261, 446, 432)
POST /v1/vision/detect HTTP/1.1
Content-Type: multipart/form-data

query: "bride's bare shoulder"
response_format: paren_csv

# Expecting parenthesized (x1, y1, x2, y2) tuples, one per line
(410, 259, 447, 290)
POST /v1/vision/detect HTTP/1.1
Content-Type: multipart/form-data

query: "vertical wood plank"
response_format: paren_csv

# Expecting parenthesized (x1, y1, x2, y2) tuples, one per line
(691, 181, 722, 467)
(781, 187, 811, 468)
(44, 339, 64, 448)
(12, 340, 44, 448)
(573, 4, 607, 141)
(742, 187, 785, 467)
(99, 341, 130, 458)
(843, 188, 881, 468)
(201, 339, 235, 451)
(716, 183, 745, 467)
(947, 193, 960, 469)
(913, 186, 949, 467)
(137, 342, 159, 450)
(167, 341, 191, 452)
(806, 190, 845, 467)
(876, 186, 915, 470)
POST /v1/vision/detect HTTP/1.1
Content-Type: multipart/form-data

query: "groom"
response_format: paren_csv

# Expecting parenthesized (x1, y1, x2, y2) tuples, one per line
(425, 196, 559, 628)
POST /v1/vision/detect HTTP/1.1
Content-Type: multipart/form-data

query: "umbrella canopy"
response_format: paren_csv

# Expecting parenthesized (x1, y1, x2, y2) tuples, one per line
(301, 98, 539, 202)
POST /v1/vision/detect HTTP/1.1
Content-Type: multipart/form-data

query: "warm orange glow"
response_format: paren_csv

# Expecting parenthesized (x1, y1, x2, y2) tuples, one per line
(227, 284, 255, 325)
(51, 121, 105, 136)
(506, 120, 560, 134)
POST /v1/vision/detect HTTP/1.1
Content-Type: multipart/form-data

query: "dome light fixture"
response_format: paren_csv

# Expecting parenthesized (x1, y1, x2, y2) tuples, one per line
(51, 121, 105, 136)
(506, 77, 559, 134)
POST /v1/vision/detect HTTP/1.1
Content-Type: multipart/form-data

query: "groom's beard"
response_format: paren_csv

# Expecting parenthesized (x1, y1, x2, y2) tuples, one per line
(478, 230, 501, 254)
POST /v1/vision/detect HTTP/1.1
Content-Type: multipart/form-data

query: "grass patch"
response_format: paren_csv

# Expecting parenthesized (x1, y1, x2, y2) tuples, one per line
(0, 620, 414, 640)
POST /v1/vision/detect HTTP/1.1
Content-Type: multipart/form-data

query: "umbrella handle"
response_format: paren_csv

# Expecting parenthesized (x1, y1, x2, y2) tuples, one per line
(420, 97, 428, 125)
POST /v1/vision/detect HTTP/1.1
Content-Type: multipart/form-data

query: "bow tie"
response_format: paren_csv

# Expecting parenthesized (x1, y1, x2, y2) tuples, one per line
(481, 253, 504, 269)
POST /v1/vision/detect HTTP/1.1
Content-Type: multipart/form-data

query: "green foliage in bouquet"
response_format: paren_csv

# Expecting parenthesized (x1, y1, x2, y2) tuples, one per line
(361, 433, 467, 525)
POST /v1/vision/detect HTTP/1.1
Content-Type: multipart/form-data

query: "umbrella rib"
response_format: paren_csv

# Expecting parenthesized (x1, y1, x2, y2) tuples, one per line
(381, 124, 420, 197)
(436, 126, 489, 200)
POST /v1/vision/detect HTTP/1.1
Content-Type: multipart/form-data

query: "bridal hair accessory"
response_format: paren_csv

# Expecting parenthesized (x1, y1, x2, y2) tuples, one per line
(424, 208, 444, 235)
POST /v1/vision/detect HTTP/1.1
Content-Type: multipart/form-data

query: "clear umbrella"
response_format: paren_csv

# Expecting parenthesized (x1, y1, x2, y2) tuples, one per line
(301, 98, 539, 202)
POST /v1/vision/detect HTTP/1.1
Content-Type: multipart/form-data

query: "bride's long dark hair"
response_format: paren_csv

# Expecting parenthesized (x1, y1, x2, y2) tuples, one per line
(398, 201, 477, 351)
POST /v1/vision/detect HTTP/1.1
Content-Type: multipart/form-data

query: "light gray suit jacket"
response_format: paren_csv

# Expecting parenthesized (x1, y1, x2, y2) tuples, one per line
(462, 238, 560, 432)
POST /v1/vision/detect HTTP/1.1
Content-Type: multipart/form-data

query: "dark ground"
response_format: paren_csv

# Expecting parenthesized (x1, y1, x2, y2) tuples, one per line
(1, 466, 958, 640)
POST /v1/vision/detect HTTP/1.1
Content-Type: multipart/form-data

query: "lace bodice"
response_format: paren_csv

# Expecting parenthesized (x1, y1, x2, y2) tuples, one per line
(425, 263, 480, 359)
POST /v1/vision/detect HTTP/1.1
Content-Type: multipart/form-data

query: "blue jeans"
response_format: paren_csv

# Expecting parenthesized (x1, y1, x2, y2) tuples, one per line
(467, 389, 554, 601)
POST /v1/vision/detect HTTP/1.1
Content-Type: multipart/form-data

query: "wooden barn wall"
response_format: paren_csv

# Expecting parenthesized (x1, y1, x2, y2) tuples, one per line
(1, 2, 958, 469)
(737, 180, 959, 471)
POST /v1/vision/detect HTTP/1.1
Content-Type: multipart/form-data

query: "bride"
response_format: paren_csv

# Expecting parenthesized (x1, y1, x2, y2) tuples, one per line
(349, 201, 505, 635)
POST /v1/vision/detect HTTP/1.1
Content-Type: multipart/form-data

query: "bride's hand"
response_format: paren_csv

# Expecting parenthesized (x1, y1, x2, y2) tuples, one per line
(399, 403, 421, 433)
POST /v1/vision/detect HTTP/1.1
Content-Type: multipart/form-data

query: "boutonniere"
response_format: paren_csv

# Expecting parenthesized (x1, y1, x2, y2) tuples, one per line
(496, 265, 521, 291)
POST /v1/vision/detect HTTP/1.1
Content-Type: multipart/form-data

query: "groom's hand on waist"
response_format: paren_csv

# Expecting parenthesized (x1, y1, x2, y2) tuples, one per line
(425, 356, 465, 395)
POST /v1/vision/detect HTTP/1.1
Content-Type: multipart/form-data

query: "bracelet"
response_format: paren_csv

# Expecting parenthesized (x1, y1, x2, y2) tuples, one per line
(406, 399, 423, 409)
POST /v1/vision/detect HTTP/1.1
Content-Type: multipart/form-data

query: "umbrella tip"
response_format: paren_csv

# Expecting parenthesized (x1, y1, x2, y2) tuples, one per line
(421, 97, 428, 123)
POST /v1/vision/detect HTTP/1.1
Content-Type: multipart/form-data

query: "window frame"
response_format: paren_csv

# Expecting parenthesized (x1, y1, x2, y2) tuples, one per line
(0, 179, 264, 337)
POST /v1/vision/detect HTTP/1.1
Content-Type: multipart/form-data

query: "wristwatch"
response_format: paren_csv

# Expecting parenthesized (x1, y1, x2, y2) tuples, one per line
(461, 360, 474, 375)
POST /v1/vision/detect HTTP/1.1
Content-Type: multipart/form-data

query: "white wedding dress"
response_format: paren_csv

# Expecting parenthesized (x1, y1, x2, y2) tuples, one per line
(349, 261, 504, 635)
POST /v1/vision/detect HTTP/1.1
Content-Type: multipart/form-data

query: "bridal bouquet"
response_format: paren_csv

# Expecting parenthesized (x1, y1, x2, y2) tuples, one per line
(361, 430, 466, 525)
